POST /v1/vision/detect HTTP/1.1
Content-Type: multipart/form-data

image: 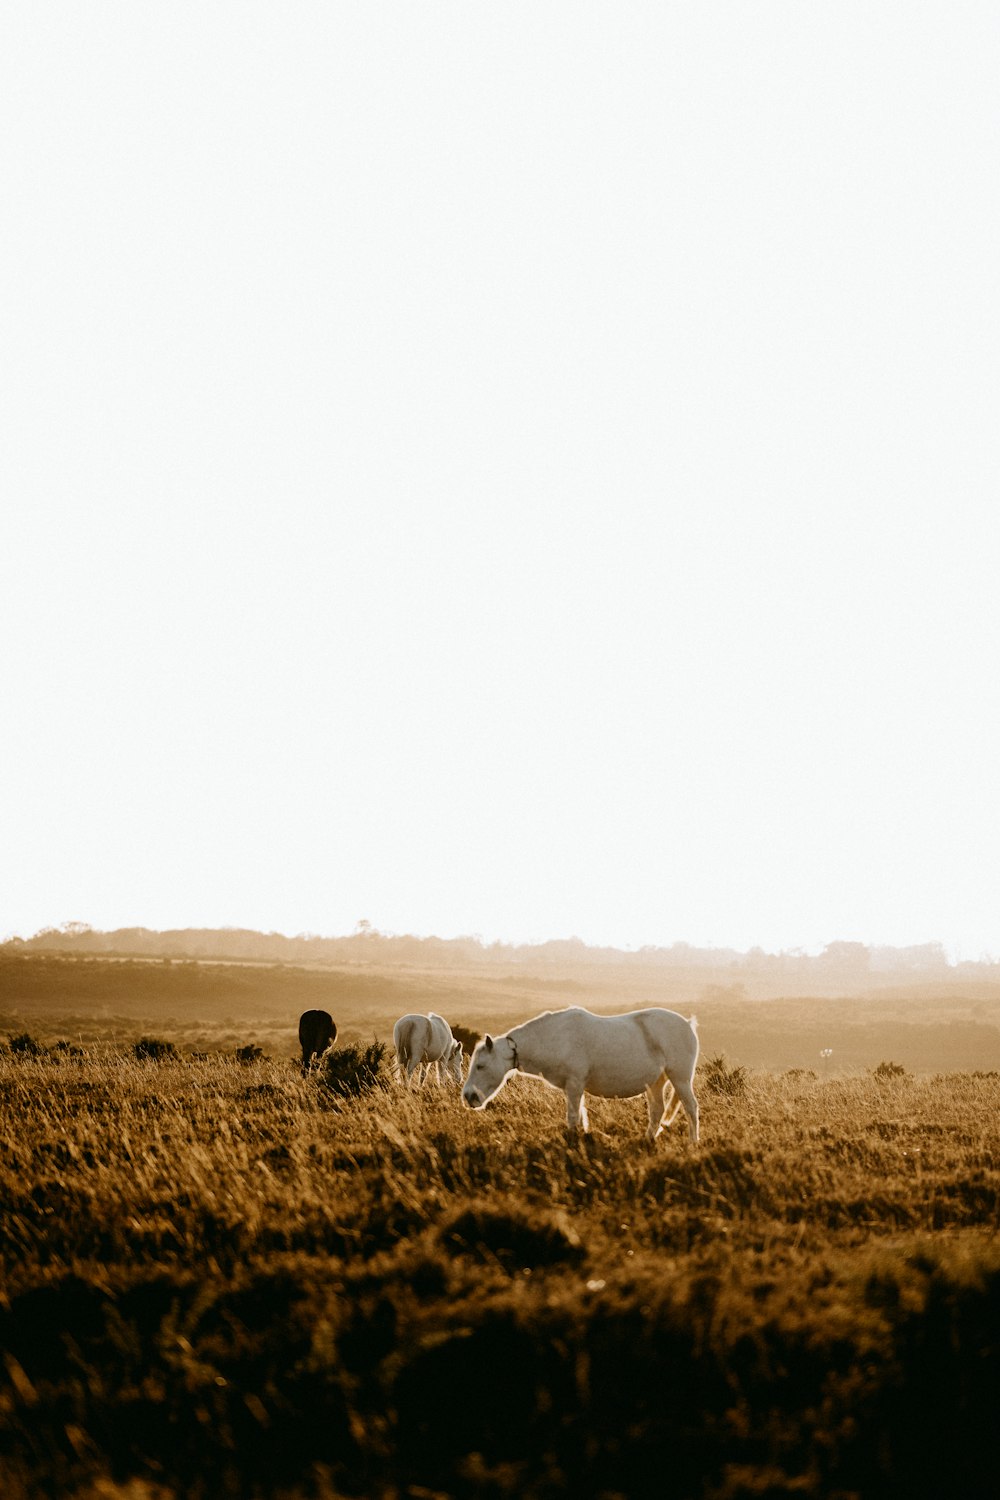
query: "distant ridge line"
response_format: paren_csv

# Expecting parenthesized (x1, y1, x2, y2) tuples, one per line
(2, 925, 996, 979)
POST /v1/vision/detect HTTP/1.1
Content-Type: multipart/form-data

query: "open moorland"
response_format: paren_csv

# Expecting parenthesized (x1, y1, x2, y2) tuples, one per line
(6, 947, 1000, 1072)
(2, 951, 1000, 1497)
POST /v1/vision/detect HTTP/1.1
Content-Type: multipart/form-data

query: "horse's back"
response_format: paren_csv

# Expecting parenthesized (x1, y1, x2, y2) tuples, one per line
(425, 1013, 453, 1058)
(603, 1007, 699, 1068)
(619, 1005, 698, 1039)
(536, 1005, 695, 1049)
(524, 1005, 698, 1094)
(395, 1011, 455, 1063)
(394, 1013, 430, 1062)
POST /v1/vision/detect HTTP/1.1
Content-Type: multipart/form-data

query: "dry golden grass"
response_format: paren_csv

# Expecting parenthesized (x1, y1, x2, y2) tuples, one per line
(1, 1032, 999, 1498)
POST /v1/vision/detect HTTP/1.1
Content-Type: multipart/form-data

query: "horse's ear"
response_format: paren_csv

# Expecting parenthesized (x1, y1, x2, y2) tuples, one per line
(484, 1035, 494, 1051)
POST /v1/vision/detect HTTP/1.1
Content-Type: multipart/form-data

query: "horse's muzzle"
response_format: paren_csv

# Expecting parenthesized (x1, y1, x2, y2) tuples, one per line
(462, 1087, 483, 1109)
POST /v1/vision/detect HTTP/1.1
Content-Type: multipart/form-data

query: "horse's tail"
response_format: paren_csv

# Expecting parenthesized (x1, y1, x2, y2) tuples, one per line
(393, 1021, 413, 1072)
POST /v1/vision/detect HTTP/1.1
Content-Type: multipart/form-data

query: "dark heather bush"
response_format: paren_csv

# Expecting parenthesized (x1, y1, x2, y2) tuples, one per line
(872, 1059, 910, 1081)
(320, 1038, 387, 1096)
(133, 1037, 178, 1062)
(449, 1022, 482, 1056)
(9, 1033, 42, 1056)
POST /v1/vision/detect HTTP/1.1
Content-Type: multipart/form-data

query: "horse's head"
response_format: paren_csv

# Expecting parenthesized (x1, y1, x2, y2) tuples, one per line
(462, 1033, 516, 1109)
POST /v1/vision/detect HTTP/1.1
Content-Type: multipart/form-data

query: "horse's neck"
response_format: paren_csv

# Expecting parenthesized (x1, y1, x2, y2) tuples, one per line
(508, 1018, 541, 1074)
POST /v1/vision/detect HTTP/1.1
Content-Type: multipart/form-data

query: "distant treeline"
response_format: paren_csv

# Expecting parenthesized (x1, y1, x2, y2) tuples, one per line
(3, 924, 997, 979)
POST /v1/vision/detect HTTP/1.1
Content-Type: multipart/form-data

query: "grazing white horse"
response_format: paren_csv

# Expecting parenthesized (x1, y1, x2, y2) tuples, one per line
(462, 1006, 699, 1143)
(393, 1012, 464, 1087)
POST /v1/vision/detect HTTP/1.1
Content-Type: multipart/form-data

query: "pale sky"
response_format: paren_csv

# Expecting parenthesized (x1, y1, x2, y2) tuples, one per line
(3, 6, 999, 957)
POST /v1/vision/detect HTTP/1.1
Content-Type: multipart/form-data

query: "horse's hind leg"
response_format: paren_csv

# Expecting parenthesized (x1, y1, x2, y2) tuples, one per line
(665, 1074, 699, 1143)
(660, 1083, 683, 1130)
(645, 1080, 668, 1142)
(404, 1055, 422, 1086)
(565, 1085, 589, 1133)
(645, 1076, 682, 1140)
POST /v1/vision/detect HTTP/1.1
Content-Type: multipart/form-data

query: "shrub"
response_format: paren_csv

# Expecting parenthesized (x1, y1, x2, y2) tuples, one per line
(134, 1037, 178, 1062)
(234, 1044, 265, 1064)
(872, 1060, 910, 1081)
(9, 1032, 42, 1057)
(320, 1038, 387, 1097)
(450, 1023, 482, 1055)
(701, 1053, 748, 1097)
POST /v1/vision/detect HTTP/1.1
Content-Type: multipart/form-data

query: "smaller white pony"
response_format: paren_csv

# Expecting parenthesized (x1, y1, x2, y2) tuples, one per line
(393, 1012, 464, 1087)
(462, 1005, 699, 1143)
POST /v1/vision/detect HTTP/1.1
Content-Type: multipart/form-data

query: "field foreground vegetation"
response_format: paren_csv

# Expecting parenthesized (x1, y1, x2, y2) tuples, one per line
(1, 1038, 999, 1498)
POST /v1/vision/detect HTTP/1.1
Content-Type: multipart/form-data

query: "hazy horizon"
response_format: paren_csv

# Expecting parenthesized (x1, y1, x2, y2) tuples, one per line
(4, 9, 999, 962)
(4, 917, 993, 970)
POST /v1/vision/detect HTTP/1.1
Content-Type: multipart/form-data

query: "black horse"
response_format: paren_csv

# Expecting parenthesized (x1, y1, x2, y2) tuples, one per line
(298, 1009, 337, 1071)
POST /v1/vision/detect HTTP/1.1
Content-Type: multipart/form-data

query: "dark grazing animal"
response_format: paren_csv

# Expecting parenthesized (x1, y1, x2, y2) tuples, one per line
(298, 1009, 337, 1071)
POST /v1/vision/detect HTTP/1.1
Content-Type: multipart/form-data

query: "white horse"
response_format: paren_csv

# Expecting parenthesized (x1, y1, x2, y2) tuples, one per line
(462, 1006, 699, 1142)
(393, 1012, 464, 1087)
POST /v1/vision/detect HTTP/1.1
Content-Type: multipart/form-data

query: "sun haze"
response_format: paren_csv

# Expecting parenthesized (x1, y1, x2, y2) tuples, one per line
(3, 7, 998, 957)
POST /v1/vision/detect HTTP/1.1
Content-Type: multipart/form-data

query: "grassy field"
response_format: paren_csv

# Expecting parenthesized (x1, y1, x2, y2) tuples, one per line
(2, 956, 1000, 1497)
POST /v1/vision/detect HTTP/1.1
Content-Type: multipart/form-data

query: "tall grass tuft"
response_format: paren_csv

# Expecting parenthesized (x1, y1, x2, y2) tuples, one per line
(701, 1052, 749, 1097)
